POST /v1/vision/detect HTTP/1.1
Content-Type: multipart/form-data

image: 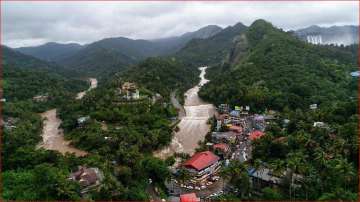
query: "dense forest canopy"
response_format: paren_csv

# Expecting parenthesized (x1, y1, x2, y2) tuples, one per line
(114, 57, 200, 99)
(199, 19, 358, 200)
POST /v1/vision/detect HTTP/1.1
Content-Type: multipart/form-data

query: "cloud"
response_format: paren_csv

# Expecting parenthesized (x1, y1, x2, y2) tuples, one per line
(2, 1, 358, 48)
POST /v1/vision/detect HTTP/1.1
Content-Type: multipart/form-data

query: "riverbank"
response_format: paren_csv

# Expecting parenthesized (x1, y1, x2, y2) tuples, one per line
(154, 67, 215, 159)
(37, 109, 88, 157)
(37, 78, 98, 156)
(76, 78, 98, 100)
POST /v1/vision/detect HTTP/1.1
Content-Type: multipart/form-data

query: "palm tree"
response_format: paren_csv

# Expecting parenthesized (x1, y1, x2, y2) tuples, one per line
(177, 168, 191, 194)
(220, 160, 250, 198)
(286, 152, 306, 200)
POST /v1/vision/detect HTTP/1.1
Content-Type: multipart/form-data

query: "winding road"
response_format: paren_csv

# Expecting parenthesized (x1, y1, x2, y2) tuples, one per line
(154, 67, 215, 159)
(37, 78, 97, 157)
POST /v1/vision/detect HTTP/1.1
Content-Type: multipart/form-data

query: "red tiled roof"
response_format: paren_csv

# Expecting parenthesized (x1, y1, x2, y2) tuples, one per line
(249, 130, 265, 140)
(180, 193, 200, 202)
(213, 143, 229, 152)
(183, 151, 220, 171)
(229, 125, 242, 133)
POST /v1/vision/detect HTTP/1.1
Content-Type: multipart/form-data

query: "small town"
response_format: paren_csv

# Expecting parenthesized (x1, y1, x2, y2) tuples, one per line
(163, 103, 280, 201)
(2, 2, 357, 201)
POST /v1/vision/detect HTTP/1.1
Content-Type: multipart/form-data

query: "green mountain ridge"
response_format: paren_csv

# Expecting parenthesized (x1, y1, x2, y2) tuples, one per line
(199, 19, 357, 111)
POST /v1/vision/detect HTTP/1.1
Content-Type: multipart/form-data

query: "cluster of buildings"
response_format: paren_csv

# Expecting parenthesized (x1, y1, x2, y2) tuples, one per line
(1, 117, 18, 131)
(33, 94, 49, 102)
(117, 82, 140, 100)
(68, 166, 104, 195)
(171, 104, 279, 200)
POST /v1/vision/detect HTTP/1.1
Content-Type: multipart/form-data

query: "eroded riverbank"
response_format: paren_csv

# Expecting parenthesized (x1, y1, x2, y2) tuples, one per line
(154, 67, 215, 159)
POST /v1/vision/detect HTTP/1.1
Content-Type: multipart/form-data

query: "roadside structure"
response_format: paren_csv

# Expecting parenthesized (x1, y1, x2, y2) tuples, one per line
(180, 193, 200, 202)
(183, 151, 221, 184)
(69, 166, 104, 194)
(249, 130, 264, 141)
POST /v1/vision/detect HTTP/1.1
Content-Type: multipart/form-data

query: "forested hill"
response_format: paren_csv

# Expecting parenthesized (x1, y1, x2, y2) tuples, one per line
(2, 46, 87, 102)
(15, 42, 83, 62)
(175, 22, 248, 67)
(113, 57, 200, 99)
(199, 19, 358, 111)
(199, 19, 358, 200)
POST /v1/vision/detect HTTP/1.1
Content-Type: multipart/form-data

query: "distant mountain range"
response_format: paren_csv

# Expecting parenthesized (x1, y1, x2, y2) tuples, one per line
(14, 25, 223, 77)
(294, 25, 358, 45)
(11, 23, 358, 78)
(15, 42, 84, 62)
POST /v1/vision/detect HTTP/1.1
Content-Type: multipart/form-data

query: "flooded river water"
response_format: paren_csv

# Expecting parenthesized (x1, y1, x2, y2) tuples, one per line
(37, 78, 97, 157)
(154, 67, 215, 159)
(76, 78, 98, 100)
(37, 109, 88, 157)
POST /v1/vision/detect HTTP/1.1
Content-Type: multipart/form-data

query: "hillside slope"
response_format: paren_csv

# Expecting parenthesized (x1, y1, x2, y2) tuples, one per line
(2, 46, 87, 102)
(199, 20, 357, 111)
(15, 42, 83, 62)
(175, 22, 248, 66)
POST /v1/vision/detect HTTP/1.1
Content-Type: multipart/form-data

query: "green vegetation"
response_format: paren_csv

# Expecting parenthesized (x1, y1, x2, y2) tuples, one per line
(57, 91, 173, 199)
(2, 47, 88, 200)
(199, 19, 358, 200)
(115, 57, 199, 99)
(175, 22, 247, 66)
(200, 20, 357, 112)
(3, 19, 358, 200)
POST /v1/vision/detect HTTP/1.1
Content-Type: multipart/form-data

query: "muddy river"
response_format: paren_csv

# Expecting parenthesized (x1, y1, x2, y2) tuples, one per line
(37, 109, 88, 157)
(76, 78, 98, 100)
(37, 78, 97, 157)
(154, 67, 215, 159)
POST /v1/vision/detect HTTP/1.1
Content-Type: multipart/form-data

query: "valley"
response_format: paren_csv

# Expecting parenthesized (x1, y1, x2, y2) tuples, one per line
(2, 15, 358, 202)
(155, 67, 215, 159)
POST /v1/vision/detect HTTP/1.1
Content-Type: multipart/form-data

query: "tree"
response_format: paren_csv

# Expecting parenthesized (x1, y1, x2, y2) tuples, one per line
(221, 160, 250, 198)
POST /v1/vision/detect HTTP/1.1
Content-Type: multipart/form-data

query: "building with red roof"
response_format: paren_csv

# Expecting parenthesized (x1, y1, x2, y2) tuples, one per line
(249, 130, 265, 141)
(229, 125, 242, 133)
(213, 143, 230, 153)
(213, 143, 231, 159)
(180, 193, 200, 202)
(183, 151, 221, 184)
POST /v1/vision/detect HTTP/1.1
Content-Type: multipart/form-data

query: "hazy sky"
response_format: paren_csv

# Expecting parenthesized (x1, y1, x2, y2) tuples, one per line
(3, 1, 358, 48)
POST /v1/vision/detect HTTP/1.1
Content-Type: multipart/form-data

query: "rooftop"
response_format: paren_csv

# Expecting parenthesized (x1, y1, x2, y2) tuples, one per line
(180, 193, 200, 202)
(249, 130, 264, 140)
(213, 143, 230, 152)
(183, 151, 220, 171)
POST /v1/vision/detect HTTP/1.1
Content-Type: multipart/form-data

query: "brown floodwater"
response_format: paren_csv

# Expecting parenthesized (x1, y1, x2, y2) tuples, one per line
(76, 78, 98, 100)
(154, 67, 215, 159)
(37, 78, 98, 156)
(37, 109, 88, 157)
